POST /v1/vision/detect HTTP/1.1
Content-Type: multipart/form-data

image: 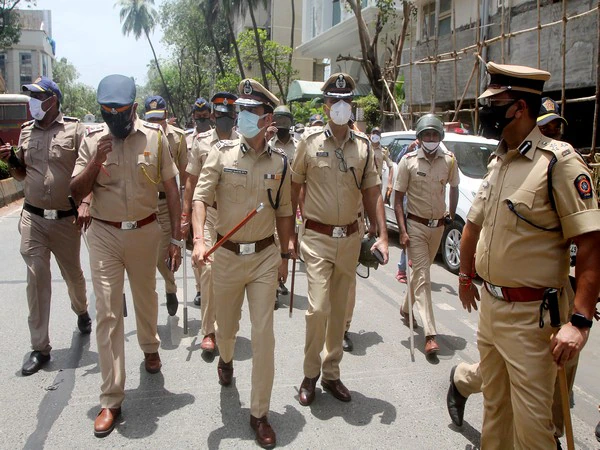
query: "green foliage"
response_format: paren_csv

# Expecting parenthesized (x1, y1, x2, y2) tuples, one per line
(116, 0, 158, 40)
(289, 101, 325, 127)
(355, 94, 381, 131)
(0, 160, 9, 180)
(214, 57, 241, 94)
(0, 1, 36, 50)
(52, 57, 99, 120)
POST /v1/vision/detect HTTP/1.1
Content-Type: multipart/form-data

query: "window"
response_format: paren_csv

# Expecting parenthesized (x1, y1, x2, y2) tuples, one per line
(443, 141, 495, 179)
(422, 1, 452, 40)
(0, 54, 5, 83)
(332, 0, 341, 26)
(42, 55, 48, 77)
(20, 53, 32, 85)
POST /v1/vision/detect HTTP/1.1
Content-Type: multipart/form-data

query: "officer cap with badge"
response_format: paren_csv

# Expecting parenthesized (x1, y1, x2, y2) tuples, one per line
(234, 79, 279, 112)
(321, 72, 356, 99)
(22, 76, 63, 102)
(537, 97, 568, 127)
(193, 97, 210, 112)
(309, 114, 324, 126)
(210, 92, 238, 114)
(479, 62, 550, 99)
(144, 95, 167, 120)
(97, 74, 136, 110)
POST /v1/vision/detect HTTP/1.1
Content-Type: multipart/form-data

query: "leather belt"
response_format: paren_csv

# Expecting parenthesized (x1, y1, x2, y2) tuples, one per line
(24, 202, 75, 220)
(483, 281, 548, 303)
(216, 234, 274, 256)
(305, 219, 359, 238)
(95, 213, 157, 230)
(407, 213, 444, 228)
(158, 191, 167, 200)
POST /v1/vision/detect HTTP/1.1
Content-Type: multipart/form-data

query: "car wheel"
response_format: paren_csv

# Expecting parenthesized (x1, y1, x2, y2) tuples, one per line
(442, 220, 463, 274)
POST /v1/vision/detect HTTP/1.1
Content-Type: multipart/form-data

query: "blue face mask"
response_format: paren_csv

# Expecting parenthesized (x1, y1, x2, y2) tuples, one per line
(237, 110, 267, 139)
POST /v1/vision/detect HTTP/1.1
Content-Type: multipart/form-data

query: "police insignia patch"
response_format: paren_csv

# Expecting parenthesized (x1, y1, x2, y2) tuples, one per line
(243, 80, 253, 95)
(150, 100, 158, 109)
(335, 74, 346, 89)
(543, 98, 556, 112)
(574, 174, 593, 199)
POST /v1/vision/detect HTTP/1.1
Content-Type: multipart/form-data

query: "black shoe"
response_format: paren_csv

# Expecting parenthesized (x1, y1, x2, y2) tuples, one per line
(77, 311, 92, 334)
(22, 351, 50, 376)
(595, 420, 600, 442)
(342, 332, 353, 352)
(447, 365, 468, 426)
(556, 437, 563, 450)
(274, 296, 279, 310)
(166, 293, 178, 316)
(277, 281, 289, 296)
(193, 291, 201, 307)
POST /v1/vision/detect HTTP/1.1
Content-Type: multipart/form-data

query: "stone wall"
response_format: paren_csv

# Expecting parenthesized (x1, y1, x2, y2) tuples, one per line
(0, 178, 24, 208)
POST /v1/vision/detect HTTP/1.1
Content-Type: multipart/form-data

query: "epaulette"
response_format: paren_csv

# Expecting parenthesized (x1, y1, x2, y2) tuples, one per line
(170, 125, 185, 136)
(405, 150, 418, 158)
(538, 138, 575, 159)
(195, 129, 212, 140)
(21, 120, 34, 129)
(216, 139, 237, 151)
(269, 145, 286, 157)
(304, 127, 325, 139)
(351, 130, 369, 142)
(85, 124, 104, 137)
(63, 116, 80, 122)
(184, 128, 194, 135)
(442, 148, 455, 158)
(143, 121, 161, 130)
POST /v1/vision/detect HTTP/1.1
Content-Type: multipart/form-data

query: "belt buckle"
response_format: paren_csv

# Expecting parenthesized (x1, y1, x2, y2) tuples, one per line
(121, 221, 138, 230)
(238, 243, 256, 255)
(428, 219, 439, 227)
(43, 209, 58, 220)
(332, 226, 347, 238)
(486, 282, 504, 300)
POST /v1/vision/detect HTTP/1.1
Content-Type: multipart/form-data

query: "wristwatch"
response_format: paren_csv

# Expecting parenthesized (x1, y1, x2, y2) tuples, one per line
(570, 312, 593, 329)
(280, 252, 292, 259)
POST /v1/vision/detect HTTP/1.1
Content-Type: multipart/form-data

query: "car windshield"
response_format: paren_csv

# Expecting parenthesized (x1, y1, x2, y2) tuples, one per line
(443, 141, 496, 179)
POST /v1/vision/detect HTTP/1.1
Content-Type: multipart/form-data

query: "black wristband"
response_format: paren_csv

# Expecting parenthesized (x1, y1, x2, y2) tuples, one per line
(570, 312, 593, 329)
(280, 252, 291, 259)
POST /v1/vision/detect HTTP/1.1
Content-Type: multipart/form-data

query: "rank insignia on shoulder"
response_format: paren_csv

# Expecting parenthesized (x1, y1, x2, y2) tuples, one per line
(562, 149, 571, 157)
(574, 174, 593, 199)
(264, 173, 282, 180)
(21, 120, 34, 128)
(216, 140, 234, 150)
(223, 167, 248, 175)
(316, 151, 329, 157)
(196, 130, 212, 139)
(518, 140, 532, 155)
(143, 122, 160, 130)
(85, 124, 104, 136)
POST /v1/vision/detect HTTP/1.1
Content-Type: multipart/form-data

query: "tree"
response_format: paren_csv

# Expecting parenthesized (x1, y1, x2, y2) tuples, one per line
(236, 0, 269, 87)
(338, 1, 412, 130)
(0, 0, 35, 50)
(199, 0, 226, 77)
(116, 0, 175, 113)
(220, 0, 245, 78)
(52, 57, 99, 120)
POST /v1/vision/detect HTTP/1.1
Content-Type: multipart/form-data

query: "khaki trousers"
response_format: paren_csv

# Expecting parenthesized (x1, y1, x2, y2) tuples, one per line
(156, 198, 176, 294)
(212, 243, 279, 418)
(401, 219, 444, 337)
(478, 288, 564, 450)
(301, 229, 361, 380)
(344, 212, 364, 331)
(19, 209, 88, 354)
(88, 219, 161, 408)
(200, 207, 217, 336)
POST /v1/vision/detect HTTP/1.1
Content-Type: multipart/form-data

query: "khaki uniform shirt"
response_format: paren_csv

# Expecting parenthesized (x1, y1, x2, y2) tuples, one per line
(468, 127, 600, 288)
(156, 124, 187, 192)
(269, 134, 297, 162)
(373, 144, 393, 179)
(187, 128, 238, 177)
(185, 128, 195, 151)
(394, 146, 459, 219)
(291, 124, 379, 226)
(17, 113, 84, 211)
(73, 118, 178, 222)
(193, 136, 292, 242)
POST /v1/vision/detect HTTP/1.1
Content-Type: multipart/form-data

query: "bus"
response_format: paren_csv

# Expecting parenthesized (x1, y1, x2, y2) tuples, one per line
(0, 94, 32, 146)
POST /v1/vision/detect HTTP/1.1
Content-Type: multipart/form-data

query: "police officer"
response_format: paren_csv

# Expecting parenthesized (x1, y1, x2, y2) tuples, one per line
(0, 76, 91, 375)
(393, 114, 459, 355)
(458, 62, 600, 449)
(182, 91, 238, 354)
(186, 97, 211, 306)
(144, 95, 188, 316)
(70, 75, 181, 438)
(537, 97, 567, 141)
(291, 73, 388, 407)
(191, 79, 293, 448)
(308, 113, 325, 127)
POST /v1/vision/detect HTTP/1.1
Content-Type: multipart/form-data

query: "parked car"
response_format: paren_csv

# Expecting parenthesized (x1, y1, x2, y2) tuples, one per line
(380, 131, 498, 273)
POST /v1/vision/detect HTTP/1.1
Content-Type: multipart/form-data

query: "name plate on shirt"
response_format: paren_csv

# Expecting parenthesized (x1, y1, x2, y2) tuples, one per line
(316, 151, 329, 157)
(417, 171, 426, 177)
(223, 168, 248, 175)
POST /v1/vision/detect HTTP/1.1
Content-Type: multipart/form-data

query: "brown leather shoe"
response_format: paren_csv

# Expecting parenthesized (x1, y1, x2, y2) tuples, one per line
(425, 336, 440, 355)
(321, 378, 351, 402)
(217, 357, 233, 386)
(400, 310, 418, 328)
(200, 333, 216, 353)
(144, 352, 162, 374)
(250, 415, 276, 449)
(94, 407, 121, 438)
(298, 374, 320, 406)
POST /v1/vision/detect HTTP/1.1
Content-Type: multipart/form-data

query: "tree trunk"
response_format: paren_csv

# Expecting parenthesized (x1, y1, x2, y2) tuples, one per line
(227, 15, 246, 78)
(144, 29, 176, 115)
(207, 24, 226, 76)
(247, 0, 270, 87)
(286, 0, 295, 98)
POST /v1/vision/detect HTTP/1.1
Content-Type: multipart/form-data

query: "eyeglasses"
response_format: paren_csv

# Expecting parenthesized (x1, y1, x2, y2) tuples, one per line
(335, 148, 347, 172)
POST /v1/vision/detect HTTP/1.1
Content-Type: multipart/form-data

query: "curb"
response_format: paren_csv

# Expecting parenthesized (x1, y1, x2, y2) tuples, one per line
(0, 177, 24, 207)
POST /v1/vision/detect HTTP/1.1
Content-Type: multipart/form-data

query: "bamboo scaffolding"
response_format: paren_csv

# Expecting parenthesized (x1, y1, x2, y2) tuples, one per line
(561, 0, 567, 118)
(452, 0, 458, 111)
(592, 0, 600, 157)
(409, 11, 413, 129)
(537, 0, 541, 68)
(475, 0, 481, 132)
(381, 77, 408, 130)
(501, 0, 506, 63)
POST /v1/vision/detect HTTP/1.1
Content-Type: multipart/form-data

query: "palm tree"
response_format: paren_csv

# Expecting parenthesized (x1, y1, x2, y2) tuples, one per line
(236, 0, 269, 87)
(221, 0, 245, 79)
(116, 0, 175, 112)
(200, 0, 226, 77)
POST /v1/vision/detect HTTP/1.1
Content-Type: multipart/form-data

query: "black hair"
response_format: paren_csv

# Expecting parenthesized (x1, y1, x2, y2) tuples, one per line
(264, 105, 274, 114)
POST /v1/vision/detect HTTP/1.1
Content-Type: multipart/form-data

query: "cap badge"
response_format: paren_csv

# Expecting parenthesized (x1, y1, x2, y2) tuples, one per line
(335, 75, 346, 89)
(223, 98, 229, 105)
(34, 76, 42, 83)
(110, 108, 118, 115)
(543, 98, 556, 111)
(243, 80, 253, 95)
(150, 100, 158, 109)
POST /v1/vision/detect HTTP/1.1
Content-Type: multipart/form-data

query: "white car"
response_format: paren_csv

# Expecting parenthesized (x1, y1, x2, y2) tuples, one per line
(380, 131, 499, 273)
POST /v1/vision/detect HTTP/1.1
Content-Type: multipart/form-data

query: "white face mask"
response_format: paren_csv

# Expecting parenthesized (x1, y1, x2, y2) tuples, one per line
(329, 101, 352, 126)
(370, 134, 381, 144)
(422, 141, 440, 153)
(29, 97, 48, 121)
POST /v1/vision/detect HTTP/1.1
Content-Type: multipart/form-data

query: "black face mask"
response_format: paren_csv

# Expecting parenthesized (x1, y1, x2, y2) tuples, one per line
(195, 118, 212, 133)
(276, 128, 290, 140)
(479, 102, 516, 140)
(101, 108, 134, 140)
(215, 116, 235, 134)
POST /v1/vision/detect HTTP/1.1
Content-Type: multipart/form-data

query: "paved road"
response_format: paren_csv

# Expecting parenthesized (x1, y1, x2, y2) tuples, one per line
(0, 199, 598, 449)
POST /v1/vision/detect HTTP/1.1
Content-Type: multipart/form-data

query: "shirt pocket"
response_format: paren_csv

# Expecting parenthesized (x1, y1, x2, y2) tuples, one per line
(24, 139, 42, 167)
(504, 187, 536, 231)
(97, 151, 120, 185)
(344, 156, 363, 189)
(221, 172, 247, 204)
(137, 153, 160, 185)
(308, 156, 331, 183)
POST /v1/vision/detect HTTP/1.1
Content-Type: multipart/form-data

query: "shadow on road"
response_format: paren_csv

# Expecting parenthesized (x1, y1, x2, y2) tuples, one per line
(400, 325, 467, 363)
(307, 390, 397, 426)
(448, 420, 481, 449)
(347, 330, 384, 356)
